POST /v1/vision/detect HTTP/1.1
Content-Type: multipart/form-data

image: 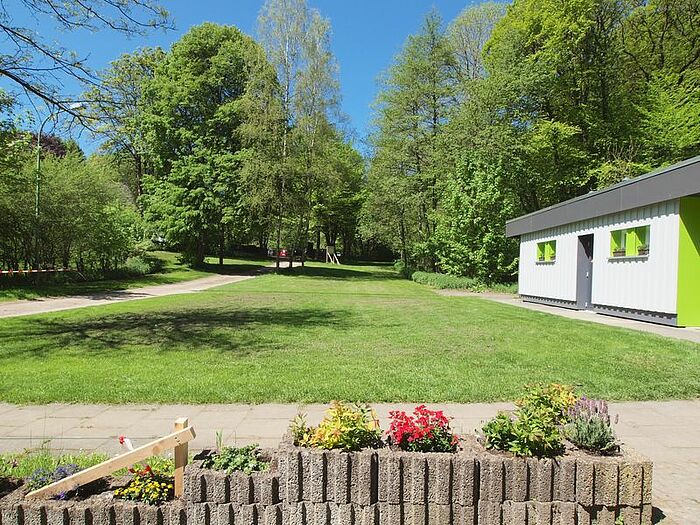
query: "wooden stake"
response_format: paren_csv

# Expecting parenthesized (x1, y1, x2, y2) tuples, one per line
(26, 425, 196, 500)
(173, 417, 189, 497)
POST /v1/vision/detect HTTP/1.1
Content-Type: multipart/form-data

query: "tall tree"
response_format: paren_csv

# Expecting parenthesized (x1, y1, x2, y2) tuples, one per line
(257, 0, 308, 268)
(365, 10, 456, 269)
(141, 23, 266, 265)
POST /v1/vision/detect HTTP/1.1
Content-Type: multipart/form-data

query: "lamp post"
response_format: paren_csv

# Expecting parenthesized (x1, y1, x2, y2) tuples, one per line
(34, 102, 83, 268)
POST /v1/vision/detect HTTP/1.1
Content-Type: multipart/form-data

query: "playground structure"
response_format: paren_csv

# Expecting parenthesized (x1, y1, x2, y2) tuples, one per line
(325, 245, 340, 264)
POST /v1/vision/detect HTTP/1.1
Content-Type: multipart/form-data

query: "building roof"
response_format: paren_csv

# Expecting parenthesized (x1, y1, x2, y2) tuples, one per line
(506, 155, 700, 237)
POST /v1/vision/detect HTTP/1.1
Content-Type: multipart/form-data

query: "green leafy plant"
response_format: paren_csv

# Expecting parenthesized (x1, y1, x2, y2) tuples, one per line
(482, 407, 564, 457)
(114, 464, 173, 505)
(565, 397, 619, 455)
(516, 383, 577, 424)
(482, 383, 576, 457)
(25, 464, 81, 492)
(290, 401, 382, 451)
(201, 444, 268, 475)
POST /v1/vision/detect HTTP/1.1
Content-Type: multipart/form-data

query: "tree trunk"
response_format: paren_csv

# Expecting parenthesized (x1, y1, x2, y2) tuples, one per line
(218, 223, 225, 266)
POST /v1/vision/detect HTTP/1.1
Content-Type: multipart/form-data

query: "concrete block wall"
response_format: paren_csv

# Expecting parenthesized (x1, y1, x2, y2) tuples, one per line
(182, 446, 652, 524)
(0, 447, 652, 525)
(0, 499, 187, 525)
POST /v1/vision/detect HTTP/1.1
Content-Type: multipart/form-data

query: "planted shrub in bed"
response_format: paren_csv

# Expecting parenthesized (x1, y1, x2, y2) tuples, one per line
(565, 396, 620, 454)
(201, 443, 269, 475)
(26, 464, 81, 493)
(481, 383, 576, 457)
(290, 401, 382, 451)
(386, 405, 459, 452)
(114, 464, 174, 505)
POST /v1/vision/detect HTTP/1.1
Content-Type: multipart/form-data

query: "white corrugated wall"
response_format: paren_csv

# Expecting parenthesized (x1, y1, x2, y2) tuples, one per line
(518, 199, 680, 314)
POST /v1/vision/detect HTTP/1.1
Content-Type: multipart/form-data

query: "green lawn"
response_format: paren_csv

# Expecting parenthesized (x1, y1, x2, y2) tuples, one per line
(0, 251, 269, 302)
(0, 262, 698, 403)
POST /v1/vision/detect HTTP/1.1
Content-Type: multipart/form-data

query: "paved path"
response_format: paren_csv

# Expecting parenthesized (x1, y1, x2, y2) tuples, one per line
(439, 290, 700, 344)
(1, 401, 697, 524)
(0, 274, 256, 319)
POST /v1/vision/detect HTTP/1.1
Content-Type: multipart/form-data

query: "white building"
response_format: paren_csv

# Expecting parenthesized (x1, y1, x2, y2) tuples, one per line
(506, 157, 700, 327)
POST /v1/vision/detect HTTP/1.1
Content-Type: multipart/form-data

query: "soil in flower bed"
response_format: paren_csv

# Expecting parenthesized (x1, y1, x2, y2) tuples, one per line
(0, 478, 22, 499)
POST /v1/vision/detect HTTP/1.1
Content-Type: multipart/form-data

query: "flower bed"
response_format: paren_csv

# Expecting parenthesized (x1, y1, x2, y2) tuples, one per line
(0, 392, 654, 525)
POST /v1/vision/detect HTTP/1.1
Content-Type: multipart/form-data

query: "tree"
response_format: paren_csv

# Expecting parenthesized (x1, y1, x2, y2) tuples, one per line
(292, 10, 340, 265)
(141, 23, 267, 265)
(313, 136, 364, 258)
(365, 10, 456, 270)
(0, 0, 170, 118)
(86, 48, 165, 201)
(448, 2, 505, 85)
(257, 0, 309, 268)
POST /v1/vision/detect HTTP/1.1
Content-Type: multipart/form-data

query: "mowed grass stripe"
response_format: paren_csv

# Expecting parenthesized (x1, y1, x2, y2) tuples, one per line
(0, 262, 698, 404)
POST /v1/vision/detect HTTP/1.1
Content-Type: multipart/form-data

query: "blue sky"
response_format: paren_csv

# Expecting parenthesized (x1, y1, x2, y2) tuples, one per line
(8, 0, 486, 152)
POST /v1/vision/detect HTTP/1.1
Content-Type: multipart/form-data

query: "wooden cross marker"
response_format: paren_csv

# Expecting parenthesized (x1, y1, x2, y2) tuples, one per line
(26, 420, 196, 500)
(173, 417, 188, 497)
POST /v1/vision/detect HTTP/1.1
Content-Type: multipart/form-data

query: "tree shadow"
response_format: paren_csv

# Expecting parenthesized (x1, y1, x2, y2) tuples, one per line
(0, 305, 357, 359)
(275, 265, 403, 281)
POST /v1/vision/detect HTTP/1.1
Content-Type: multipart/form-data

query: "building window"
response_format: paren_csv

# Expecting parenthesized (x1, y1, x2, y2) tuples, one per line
(610, 225, 649, 257)
(537, 240, 556, 262)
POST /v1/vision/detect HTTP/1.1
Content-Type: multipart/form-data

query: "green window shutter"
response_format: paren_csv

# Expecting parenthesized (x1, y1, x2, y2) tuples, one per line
(625, 229, 638, 256)
(610, 230, 623, 256)
(636, 226, 650, 255)
(547, 240, 556, 261)
(537, 242, 544, 261)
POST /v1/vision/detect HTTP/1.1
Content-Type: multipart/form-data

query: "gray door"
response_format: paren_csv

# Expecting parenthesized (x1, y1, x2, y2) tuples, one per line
(576, 234, 594, 309)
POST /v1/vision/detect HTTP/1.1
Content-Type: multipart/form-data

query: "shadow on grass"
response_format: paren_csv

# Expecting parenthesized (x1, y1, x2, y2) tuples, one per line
(1, 305, 357, 358)
(275, 264, 403, 281)
(196, 261, 268, 275)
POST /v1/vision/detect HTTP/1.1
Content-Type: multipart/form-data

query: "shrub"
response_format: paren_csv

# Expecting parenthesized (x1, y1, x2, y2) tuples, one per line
(481, 383, 576, 457)
(387, 405, 459, 453)
(201, 444, 268, 475)
(565, 397, 619, 455)
(114, 464, 173, 505)
(411, 271, 484, 291)
(393, 260, 413, 279)
(482, 408, 565, 457)
(516, 383, 577, 425)
(122, 255, 165, 276)
(290, 401, 382, 451)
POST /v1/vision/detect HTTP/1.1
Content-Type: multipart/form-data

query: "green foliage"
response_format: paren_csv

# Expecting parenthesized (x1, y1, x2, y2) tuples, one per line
(411, 271, 484, 291)
(141, 23, 265, 264)
(565, 415, 619, 455)
(516, 383, 577, 425)
(0, 444, 107, 480)
(123, 255, 165, 276)
(0, 151, 142, 274)
(482, 383, 576, 457)
(565, 397, 619, 455)
(114, 465, 173, 505)
(290, 401, 382, 451)
(202, 445, 269, 475)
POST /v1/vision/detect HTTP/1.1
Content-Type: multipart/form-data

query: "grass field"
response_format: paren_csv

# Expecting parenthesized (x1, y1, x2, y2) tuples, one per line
(0, 262, 698, 404)
(0, 252, 269, 302)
